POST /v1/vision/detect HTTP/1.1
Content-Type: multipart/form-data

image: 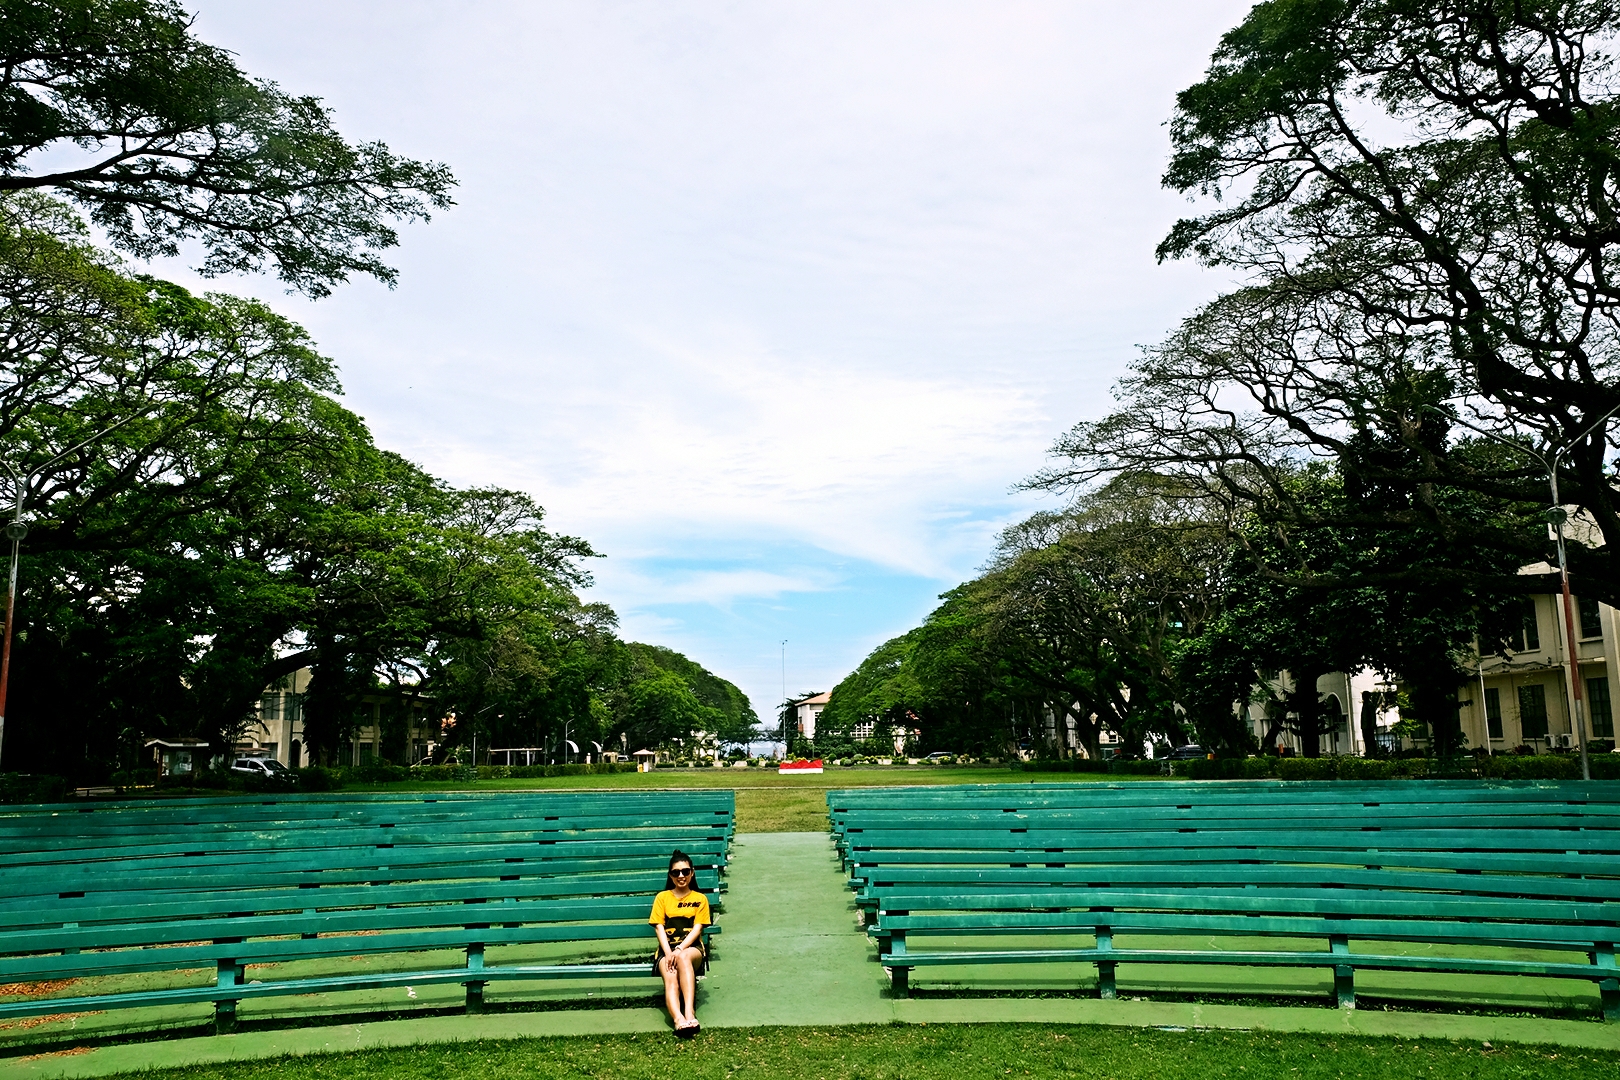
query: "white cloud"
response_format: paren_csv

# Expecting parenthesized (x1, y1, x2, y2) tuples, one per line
(156, 1, 1255, 707)
(595, 564, 838, 609)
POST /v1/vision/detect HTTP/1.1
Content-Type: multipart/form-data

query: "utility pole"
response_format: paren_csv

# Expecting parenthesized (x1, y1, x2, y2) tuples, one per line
(780, 639, 788, 758)
(1448, 401, 1620, 781)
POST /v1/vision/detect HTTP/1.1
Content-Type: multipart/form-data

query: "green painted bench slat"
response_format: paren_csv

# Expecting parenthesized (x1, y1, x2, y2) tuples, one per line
(834, 782, 1620, 1017)
(0, 953, 723, 1021)
(0, 852, 726, 900)
(0, 791, 734, 1030)
(853, 865, 1620, 903)
(844, 846, 1615, 876)
(875, 946, 1610, 980)
(870, 908, 1620, 947)
(0, 870, 725, 926)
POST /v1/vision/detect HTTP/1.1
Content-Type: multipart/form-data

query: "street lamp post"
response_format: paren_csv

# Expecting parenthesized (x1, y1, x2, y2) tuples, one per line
(0, 516, 25, 768)
(1448, 402, 1620, 782)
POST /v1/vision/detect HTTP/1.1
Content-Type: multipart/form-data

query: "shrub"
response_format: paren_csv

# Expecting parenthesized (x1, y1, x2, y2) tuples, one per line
(1477, 754, 1581, 780)
(1011, 758, 1163, 775)
(294, 765, 344, 791)
(1107, 759, 1167, 776)
(496, 762, 637, 778)
(343, 763, 410, 784)
(108, 767, 160, 787)
(0, 773, 69, 803)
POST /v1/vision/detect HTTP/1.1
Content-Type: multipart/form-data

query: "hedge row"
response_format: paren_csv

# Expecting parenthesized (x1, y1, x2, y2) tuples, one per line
(1170, 753, 1620, 781)
(1012, 759, 1168, 776)
(342, 762, 640, 783)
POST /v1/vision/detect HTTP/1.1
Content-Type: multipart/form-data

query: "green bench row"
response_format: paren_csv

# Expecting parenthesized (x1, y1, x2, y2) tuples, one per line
(0, 791, 733, 1031)
(828, 781, 1620, 1018)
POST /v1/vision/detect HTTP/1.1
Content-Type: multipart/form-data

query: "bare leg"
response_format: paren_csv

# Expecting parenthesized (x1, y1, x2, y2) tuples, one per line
(661, 958, 685, 1029)
(676, 950, 697, 1023)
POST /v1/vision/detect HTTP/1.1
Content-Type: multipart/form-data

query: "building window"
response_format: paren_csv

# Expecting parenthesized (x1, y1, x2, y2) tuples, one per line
(1517, 684, 1549, 740)
(1580, 597, 1604, 640)
(1484, 688, 1503, 740)
(1520, 599, 1541, 652)
(1589, 677, 1615, 739)
(285, 693, 302, 721)
(259, 693, 280, 723)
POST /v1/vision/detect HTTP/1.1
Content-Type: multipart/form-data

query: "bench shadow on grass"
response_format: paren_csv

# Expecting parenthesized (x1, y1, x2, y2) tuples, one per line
(0, 989, 678, 1061)
(0, 944, 694, 1060)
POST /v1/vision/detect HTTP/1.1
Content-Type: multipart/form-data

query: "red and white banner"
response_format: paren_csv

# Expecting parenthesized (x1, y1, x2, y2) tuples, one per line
(778, 758, 824, 774)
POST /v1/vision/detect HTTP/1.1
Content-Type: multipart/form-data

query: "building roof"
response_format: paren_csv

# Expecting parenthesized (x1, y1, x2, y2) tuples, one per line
(795, 692, 831, 706)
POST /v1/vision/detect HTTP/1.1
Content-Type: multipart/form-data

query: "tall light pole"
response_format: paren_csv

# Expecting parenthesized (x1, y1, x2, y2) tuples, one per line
(0, 412, 147, 769)
(780, 639, 787, 758)
(1448, 401, 1620, 782)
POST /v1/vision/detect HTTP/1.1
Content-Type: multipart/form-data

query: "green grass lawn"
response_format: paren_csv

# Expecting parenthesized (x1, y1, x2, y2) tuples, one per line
(110, 1024, 1616, 1080)
(340, 765, 1148, 832)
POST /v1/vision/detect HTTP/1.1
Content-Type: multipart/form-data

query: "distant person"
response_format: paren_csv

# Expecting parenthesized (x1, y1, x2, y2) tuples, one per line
(649, 848, 710, 1036)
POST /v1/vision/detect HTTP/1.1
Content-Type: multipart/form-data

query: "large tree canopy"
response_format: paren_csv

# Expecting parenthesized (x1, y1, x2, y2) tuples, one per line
(1041, 0, 1620, 602)
(0, 195, 750, 779)
(0, 0, 454, 296)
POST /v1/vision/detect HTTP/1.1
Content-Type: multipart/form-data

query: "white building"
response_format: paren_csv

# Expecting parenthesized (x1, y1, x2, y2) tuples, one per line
(236, 668, 441, 767)
(1462, 588, 1617, 753)
(790, 692, 830, 741)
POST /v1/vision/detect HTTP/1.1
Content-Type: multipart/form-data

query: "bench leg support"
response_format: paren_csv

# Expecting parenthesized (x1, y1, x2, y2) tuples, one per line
(1595, 943, 1618, 1022)
(214, 959, 239, 1034)
(1095, 928, 1116, 1000)
(465, 943, 486, 1014)
(1330, 935, 1354, 1010)
(886, 929, 910, 998)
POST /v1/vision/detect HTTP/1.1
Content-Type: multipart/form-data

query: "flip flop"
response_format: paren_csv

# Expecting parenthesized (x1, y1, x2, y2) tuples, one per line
(674, 1023, 696, 1038)
(688, 1020, 701, 1035)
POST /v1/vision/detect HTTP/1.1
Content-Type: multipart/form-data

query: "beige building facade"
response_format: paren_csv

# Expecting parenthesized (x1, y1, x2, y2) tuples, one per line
(236, 668, 441, 767)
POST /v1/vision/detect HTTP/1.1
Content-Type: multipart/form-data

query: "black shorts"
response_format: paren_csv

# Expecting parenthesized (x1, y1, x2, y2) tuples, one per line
(652, 936, 707, 976)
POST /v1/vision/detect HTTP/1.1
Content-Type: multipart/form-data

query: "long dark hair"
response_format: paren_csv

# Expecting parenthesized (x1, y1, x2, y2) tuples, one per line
(666, 848, 695, 890)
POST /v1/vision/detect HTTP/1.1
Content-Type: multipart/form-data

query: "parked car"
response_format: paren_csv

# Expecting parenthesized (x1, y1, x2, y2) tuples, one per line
(411, 754, 460, 768)
(922, 751, 954, 762)
(1167, 744, 1208, 761)
(229, 757, 293, 779)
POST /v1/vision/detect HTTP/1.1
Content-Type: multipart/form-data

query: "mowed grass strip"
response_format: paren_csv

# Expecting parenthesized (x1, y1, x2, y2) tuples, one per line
(336, 766, 1153, 832)
(103, 1024, 1616, 1080)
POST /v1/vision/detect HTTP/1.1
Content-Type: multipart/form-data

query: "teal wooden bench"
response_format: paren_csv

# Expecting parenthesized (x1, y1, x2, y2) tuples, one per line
(0, 790, 733, 1031)
(828, 781, 1620, 1017)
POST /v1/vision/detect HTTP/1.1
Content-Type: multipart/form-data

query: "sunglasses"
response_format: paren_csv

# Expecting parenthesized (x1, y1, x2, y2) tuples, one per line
(670, 867, 693, 878)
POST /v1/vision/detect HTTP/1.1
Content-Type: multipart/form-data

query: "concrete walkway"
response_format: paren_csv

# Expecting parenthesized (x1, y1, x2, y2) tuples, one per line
(4, 833, 1619, 1078)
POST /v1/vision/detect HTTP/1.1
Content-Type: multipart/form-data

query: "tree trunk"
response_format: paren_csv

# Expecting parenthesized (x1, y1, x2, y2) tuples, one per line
(1359, 691, 1384, 757)
(1289, 666, 1324, 758)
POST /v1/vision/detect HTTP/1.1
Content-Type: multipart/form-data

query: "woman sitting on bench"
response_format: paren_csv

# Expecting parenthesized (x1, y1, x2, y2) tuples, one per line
(650, 848, 710, 1036)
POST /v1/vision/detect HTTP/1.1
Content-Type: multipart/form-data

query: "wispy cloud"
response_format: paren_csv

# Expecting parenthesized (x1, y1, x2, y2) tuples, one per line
(176, 0, 1254, 713)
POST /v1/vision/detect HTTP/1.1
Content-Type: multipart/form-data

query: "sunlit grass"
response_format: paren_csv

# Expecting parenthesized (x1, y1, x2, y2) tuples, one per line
(111, 1024, 1616, 1080)
(335, 765, 1151, 832)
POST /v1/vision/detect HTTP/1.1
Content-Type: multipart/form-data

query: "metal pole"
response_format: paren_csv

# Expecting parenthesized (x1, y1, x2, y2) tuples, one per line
(1477, 662, 1492, 755)
(1442, 403, 1620, 781)
(1548, 467, 1592, 780)
(0, 532, 17, 768)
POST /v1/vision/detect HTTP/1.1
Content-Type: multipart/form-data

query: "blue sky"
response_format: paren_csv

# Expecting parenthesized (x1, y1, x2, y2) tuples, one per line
(153, 1, 1253, 720)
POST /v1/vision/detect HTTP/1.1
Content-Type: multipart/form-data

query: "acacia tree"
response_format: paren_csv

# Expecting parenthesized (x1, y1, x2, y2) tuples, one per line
(0, 0, 455, 296)
(1042, 1, 1620, 597)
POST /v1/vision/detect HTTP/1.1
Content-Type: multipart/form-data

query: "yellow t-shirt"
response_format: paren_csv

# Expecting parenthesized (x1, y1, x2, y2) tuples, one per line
(649, 889, 711, 938)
